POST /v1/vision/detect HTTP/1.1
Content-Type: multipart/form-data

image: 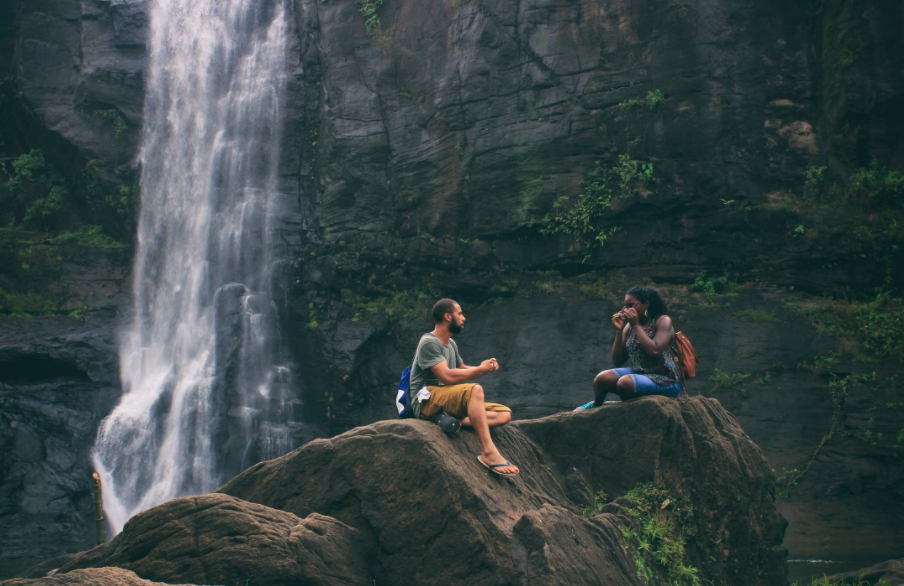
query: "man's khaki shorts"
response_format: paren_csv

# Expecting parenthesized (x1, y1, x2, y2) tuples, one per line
(418, 383, 512, 420)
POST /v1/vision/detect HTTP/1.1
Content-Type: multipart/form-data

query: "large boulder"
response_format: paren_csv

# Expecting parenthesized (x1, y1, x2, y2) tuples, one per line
(213, 396, 787, 586)
(828, 558, 904, 586)
(58, 493, 370, 586)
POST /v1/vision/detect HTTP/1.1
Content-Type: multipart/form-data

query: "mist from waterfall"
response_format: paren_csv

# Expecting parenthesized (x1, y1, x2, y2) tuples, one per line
(93, 0, 293, 535)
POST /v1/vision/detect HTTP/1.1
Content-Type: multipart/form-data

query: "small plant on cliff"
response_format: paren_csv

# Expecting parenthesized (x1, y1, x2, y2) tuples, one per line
(89, 108, 130, 137)
(621, 483, 702, 586)
(708, 369, 751, 398)
(580, 490, 609, 518)
(354, 0, 383, 33)
(691, 271, 737, 304)
(541, 155, 656, 260)
(619, 89, 665, 111)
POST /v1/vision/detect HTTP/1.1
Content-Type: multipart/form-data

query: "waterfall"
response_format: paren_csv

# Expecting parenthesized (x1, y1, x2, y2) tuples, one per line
(93, 0, 294, 535)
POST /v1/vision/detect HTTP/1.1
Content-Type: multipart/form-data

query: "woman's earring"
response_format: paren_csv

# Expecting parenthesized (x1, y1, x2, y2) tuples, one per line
(644, 309, 649, 317)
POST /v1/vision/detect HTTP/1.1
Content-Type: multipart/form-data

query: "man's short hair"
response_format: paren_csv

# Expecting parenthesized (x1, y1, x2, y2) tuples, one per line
(432, 298, 458, 324)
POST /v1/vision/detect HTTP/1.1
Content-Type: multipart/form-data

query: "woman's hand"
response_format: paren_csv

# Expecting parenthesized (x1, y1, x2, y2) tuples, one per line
(611, 312, 626, 330)
(623, 307, 640, 327)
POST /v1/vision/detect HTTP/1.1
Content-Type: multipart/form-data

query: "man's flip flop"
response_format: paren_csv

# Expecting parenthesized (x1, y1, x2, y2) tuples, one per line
(478, 455, 519, 477)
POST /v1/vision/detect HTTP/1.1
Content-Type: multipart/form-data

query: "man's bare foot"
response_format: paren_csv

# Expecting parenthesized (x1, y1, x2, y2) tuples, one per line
(479, 451, 519, 475)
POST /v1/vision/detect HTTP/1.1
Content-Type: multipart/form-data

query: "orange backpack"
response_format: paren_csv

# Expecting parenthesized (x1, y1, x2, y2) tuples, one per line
(672, 331, 698, 379)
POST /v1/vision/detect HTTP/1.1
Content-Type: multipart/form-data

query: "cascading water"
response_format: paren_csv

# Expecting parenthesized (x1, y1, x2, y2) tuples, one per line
(93, 0, 295, 535)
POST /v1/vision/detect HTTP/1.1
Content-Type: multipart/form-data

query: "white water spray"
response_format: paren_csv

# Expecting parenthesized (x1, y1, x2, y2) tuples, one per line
(93, 0, 293, 535)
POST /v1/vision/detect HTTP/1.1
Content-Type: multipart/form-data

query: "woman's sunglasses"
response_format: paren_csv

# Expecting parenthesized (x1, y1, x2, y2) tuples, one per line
(621, 301, 640, 312)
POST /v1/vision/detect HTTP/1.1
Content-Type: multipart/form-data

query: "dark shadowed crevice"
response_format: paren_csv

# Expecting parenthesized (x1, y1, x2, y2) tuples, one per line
(0, 355, 90, 384)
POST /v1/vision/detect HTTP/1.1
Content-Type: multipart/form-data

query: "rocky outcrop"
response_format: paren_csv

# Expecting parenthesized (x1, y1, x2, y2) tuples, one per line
(208, 396, 787, 586)
(829, 558, 904, 586)
(53, 397, 785, 585)
(57, 494, 370, 586)
(2, 568, 192, 586)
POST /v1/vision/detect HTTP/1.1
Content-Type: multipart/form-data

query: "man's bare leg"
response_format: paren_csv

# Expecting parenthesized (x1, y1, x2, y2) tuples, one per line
(468, 385, 518, 475)
(461, 410, 511, 428)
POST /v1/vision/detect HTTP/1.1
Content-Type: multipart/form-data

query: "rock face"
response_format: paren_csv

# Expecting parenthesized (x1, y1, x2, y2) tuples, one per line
(0, 311, 125, 578)
(58, 493, 370, 586)
(1, 568, 192, 586)
(3, 0, 904, 575)
(208, 397, 787, 586)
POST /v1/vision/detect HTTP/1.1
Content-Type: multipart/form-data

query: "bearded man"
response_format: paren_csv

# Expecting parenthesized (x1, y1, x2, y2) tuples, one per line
(407, 298, 519, 476)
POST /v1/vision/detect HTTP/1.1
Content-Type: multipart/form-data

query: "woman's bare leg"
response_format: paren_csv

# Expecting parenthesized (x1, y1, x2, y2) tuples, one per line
(593, 370, 620, 405)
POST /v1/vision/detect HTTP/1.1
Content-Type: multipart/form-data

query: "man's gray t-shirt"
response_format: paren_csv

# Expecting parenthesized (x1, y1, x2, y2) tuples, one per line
(409, 333, 464, 418)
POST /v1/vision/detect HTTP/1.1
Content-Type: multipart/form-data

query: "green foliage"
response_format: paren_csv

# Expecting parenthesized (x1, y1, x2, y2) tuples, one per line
(90, 109, 130, 136)
(580, 490, 609, 518)
(354, 0, 383, 33)
(708, 369, 751, 398)
(849, 157, 904, 209)
(333, 283, 434, 326)
(621, 483, 701, 586)
(619, 89, 665, 111)
(0, 149, 69, 229)
(690, 271, 737, 304)
(51, 225, 127, 249)
(541, 155, 656, 260)
(84, 164, 138, 228)
(803, 165, 829, 200)
(795, 292, 904, 362)
(0, 289, 59, 317)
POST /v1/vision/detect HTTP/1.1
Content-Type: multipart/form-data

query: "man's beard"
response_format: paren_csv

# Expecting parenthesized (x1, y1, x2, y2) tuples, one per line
(449, 322, 463, 335)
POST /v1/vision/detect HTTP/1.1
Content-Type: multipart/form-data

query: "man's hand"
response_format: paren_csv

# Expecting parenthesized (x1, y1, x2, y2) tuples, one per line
(623, 307, 640, 327)
(612, 312, 626, 330)
(480, 358, 499, 373)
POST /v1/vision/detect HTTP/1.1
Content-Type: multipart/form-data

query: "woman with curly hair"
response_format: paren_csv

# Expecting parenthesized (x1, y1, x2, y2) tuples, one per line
(575, 285, 687, 410)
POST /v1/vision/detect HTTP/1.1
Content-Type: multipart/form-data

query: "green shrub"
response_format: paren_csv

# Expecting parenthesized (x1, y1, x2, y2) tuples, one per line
(621, 483, 701, 586)
(83, 164, 138, 229)
(0, 149, 69, 229)
(0, 289, 59, 317)
(850, 157, 904, 209)
(580, 490, 609, 518)
(690, 271, 737, 304)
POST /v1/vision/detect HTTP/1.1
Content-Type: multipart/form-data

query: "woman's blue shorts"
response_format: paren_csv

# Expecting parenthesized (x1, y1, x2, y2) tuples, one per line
(611, 367, 681, 398)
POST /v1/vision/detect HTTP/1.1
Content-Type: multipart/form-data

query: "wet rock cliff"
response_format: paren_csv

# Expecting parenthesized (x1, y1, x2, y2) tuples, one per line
(1, 0, 903, 575)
